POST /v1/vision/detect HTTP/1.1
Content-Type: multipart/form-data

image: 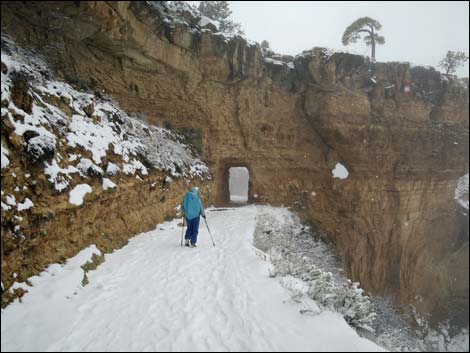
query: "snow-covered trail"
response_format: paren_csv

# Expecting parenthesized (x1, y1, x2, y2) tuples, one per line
(1, 206, 384, 352)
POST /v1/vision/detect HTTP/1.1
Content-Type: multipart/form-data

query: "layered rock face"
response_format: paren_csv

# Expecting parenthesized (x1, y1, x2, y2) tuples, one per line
(1, 1, 468, 327)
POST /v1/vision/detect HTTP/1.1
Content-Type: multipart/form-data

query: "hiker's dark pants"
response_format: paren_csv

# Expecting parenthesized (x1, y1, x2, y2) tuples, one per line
(185, 216, 200, 244)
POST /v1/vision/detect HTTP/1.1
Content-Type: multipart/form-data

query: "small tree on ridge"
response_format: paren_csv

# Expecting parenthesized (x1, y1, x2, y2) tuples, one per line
(439, 50, 469, 75)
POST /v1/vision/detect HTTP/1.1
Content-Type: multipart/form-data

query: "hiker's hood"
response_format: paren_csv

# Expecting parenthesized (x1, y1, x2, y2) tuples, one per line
(187, 187, 199, 199)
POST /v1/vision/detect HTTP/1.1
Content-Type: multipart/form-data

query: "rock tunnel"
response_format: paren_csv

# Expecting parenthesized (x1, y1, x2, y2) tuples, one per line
(216, 160, 254, 206)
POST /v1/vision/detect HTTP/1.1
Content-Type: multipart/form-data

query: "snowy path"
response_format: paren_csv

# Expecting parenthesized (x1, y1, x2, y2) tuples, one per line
(1, 206, 384, 352)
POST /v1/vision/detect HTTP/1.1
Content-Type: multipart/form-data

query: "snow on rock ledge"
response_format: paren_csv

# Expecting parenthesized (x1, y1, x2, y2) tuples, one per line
(199, 16, 219, 31)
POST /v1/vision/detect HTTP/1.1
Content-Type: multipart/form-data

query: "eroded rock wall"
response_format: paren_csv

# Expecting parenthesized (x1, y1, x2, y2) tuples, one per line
(1, 1, 468, 326)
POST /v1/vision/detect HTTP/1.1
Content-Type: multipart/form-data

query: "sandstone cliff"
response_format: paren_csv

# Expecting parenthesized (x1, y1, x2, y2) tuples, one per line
(1, 1, 468, 328)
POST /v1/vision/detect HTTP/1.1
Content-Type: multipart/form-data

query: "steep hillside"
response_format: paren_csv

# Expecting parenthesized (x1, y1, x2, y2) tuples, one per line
(1, 34, 211, 306)
(1, 1, 468, 329)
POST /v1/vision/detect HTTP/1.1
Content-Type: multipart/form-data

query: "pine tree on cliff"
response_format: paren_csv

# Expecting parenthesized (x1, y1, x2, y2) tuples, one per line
(342, 17, 385, 62)
(260, 40, 271, 55)
(438, 50, 469, 75)
(261, 40, 270, 51)
(198, 1, 244, 35)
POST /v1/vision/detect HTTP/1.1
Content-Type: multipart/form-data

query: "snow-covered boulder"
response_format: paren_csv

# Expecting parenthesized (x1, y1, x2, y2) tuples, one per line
(76, 158, 104, 178)
(25, 135, 55, 163)
(106, 162, 120, 176)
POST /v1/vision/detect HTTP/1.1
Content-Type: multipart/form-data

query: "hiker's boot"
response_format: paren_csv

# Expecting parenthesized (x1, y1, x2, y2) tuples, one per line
(190, 242, 197, 248)
(185, 239, 190, 247)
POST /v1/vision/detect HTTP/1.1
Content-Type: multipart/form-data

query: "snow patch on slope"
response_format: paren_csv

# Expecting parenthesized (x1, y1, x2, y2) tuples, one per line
(17, 198, 34, 211)
(102, 178, 116, 191)
(44, 159, 79, 192)
(69, 184, 92, 206)
(1, 144, 9, 169)
(106, 162, 120, 176)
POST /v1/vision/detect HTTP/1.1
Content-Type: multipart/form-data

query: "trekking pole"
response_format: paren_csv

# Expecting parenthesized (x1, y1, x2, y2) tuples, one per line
(180, 216, 185, 246)
(203, 217, 216, 247)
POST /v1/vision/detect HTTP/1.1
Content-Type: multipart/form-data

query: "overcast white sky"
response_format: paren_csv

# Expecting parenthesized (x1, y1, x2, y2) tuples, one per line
(188, 1, 469, 76)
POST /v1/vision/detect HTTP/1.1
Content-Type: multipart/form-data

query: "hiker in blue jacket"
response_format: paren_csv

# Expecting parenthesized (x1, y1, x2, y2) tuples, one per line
(182, 186, 206, 247)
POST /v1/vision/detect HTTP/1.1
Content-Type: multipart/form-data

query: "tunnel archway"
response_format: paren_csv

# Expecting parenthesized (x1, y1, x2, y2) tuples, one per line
(218, 160, 253, 206)
(229, 167, 249, 203)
